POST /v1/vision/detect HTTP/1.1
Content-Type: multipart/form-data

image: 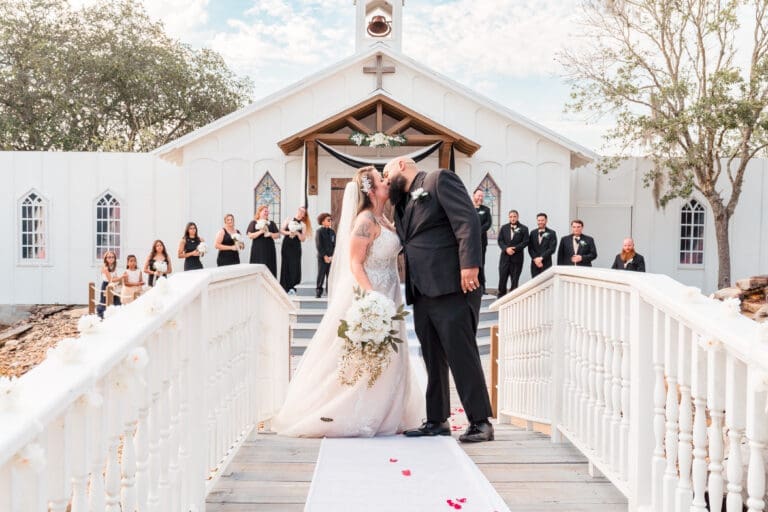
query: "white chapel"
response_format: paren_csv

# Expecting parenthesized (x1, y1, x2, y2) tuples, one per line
(2, 0, 767, 305)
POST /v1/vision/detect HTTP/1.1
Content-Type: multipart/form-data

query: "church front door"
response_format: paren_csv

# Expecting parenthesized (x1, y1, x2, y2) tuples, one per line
(330, 178, 351, 232)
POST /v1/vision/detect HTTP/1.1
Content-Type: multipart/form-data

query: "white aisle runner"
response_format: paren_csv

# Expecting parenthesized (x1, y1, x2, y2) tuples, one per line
(305, 436, 510, 512)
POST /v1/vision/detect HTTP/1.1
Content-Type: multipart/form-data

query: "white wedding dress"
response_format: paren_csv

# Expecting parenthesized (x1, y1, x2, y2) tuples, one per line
(273, 184, 424, 438)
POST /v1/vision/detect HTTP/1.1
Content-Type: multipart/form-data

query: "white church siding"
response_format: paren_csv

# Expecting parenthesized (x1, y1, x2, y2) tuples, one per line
(1, 152, 183, 305)
(574, 157, 768, 293)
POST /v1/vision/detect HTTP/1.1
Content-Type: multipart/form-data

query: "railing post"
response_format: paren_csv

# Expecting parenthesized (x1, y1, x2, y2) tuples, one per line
(550, 274, 563, 443)
(490, 325, 499, 419)
(627, 291, 654, 511)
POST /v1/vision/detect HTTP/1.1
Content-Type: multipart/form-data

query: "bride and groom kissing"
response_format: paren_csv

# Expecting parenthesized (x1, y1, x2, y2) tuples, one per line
(272, 156, 494, 443)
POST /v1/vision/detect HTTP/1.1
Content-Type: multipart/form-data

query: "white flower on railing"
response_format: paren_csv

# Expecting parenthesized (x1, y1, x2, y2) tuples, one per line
(144, 296, 164, 315)
(699, 337, 723, 352)
(154, 277, 170, 295)
(164, 318, 179, 331)
(13, 443, 46, 473)
(47, 338, 84, 364)
(0, 376, 21, 412)
(76, 390, 103, 409)
(104, 305, 122, 319)
(111, 347, 150, 396)
(721, 297, 742, 317)
(681, 286, 702, 302)
(77, 314, 101, 334)
(125, 347, 149, 371)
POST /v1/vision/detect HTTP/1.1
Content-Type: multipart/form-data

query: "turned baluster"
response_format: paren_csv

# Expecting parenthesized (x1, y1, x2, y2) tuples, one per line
(745, 366, 767, 512)
(650, 308, 666, 511)
(619, 291, 630, 481)
(675, 323, 693, 511)
(662, 315, 680, 512)
(689, 334, 710, 512)
(725, 355, 746, 511)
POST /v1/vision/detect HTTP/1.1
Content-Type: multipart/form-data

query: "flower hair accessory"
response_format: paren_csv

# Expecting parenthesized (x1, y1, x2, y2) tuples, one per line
(360, 175, 373, 194)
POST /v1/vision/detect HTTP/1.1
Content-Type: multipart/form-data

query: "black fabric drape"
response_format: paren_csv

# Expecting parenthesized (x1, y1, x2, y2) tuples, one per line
(315, 140, 443, 172)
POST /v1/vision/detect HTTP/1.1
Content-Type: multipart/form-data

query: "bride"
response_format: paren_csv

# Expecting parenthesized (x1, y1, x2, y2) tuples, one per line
(273, 166, 424, 437)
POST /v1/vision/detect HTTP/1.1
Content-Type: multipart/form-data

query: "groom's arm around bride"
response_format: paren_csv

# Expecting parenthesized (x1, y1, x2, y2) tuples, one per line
(384, 157, 494, 443)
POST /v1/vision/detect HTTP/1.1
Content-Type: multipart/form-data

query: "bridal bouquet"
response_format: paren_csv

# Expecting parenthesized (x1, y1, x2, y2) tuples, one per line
(337, 287, 409, 388)
(197, 242, 207, 256)
(154, 261, 168, 273)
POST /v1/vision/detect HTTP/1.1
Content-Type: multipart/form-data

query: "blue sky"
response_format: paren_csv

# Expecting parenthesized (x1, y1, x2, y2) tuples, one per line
(74, 0, 608, 151)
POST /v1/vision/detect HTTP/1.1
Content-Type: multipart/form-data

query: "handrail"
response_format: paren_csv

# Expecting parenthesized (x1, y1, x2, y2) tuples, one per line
(0, 264, 295, 511)
(491, 266, 768, 511)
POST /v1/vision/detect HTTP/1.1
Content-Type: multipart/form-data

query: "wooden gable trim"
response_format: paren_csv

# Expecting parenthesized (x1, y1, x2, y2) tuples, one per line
(277, 94, 481, 156)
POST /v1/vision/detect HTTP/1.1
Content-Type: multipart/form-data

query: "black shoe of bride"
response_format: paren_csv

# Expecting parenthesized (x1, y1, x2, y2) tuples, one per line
(403, 420, 451, 437)
(459, 421, 494, 443)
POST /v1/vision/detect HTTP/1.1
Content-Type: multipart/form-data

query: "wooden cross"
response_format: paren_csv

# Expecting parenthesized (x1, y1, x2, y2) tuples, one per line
(363, 54, 395, 90)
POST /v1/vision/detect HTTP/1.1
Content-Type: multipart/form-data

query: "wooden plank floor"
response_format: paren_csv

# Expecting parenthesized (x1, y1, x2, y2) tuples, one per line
(206, 355, 627, 511)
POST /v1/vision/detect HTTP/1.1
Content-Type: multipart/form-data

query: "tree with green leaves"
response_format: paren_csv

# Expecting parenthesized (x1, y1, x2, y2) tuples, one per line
(0, 0, 253, 152)
(560, 0, 768, 288)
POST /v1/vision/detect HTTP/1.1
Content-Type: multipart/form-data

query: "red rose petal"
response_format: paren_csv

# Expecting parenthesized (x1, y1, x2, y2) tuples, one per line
(457, 498, 467, 503)
(453, 505, 462, 510)
(447, 499, 454, 506)
(401, 469, 411, 476)
(389, 458, 398, 463)
(457, 408, 464, 413)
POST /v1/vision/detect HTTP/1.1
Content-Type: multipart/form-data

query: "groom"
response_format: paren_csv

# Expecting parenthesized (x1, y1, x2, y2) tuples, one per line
(384, 157, 494, 443)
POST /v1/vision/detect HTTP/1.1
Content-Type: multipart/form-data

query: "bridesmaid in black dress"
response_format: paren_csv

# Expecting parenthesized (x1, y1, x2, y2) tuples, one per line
(215, 213, 243, 267)
(143, 239, 172, 287)
(177, 222, 205, 271)
(247, 205, 280, 276)
(279, 206, 311, 294)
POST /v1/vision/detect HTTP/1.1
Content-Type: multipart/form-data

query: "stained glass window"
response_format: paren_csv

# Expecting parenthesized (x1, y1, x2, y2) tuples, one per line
(475, 174, 501, 239)
(255, 172, 281, 223)
(679, 199, 705, 265)
(95, 192, 121, 260)
(19, 191, 47, 261)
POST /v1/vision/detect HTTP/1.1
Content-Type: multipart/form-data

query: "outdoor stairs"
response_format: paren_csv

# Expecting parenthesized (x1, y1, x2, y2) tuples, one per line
(289, 283, 498, 356)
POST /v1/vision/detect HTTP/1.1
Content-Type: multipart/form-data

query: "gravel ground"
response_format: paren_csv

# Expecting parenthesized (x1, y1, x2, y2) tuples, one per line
(0, 305, 86, 378)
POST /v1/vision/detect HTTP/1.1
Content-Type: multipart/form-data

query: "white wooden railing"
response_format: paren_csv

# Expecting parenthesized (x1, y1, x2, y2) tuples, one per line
(491, 267, 768, 512)
(0, 265, 294, 512)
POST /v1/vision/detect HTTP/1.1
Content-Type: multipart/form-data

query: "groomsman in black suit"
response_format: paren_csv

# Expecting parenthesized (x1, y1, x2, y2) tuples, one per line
(611, 238, 646, 272)
(557, 219, 598, 267)
(473, 189, 492, 293)
(315, 213, 336, 298)
(527, 212, 557, 278)
(497, 210, 529, 296)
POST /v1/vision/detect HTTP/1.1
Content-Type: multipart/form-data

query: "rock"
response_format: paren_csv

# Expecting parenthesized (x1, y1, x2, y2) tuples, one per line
(713, 287, 743, 300)
(736, 276, 768, 291)
(754, 304, 768, 323)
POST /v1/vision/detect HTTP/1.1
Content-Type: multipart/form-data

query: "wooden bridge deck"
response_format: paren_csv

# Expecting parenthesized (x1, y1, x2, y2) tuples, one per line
(207, 354, 626, 511)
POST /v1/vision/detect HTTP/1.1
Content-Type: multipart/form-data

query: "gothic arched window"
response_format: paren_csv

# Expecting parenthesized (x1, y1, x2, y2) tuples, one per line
(475, 174, 501, 239)
(19, 190, 48, 262)
(255, 172, 281, 223)
(679, 199, 705, 265)
(95, 191, 121, 260)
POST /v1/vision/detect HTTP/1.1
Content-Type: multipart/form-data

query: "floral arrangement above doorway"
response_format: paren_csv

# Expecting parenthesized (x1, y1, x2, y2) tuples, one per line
(349, 131, 407, 147)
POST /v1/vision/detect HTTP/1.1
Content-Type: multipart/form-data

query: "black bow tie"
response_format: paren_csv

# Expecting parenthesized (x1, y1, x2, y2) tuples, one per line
(539, 230, 545, 234)
(511, 224, 517, 228)
(575, 237, 580, 242)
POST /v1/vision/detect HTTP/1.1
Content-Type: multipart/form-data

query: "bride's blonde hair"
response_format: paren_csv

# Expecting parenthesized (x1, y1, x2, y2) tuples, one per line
(354, 166, 378, 214)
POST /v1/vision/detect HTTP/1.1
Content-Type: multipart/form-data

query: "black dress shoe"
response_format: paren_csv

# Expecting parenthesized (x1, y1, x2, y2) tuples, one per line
(459, 421, 494, 443)
(403, 420, 451, 437)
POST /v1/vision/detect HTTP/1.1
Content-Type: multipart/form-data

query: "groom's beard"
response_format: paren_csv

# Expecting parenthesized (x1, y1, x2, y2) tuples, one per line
(388, 175, 408, 205)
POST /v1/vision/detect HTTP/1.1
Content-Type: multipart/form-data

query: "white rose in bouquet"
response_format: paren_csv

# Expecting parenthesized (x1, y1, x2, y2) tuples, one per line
(197, 242, 207, 256)
(255, 219, 268, 231)
(288, 220, 302, 233)
(231, 233, 243, 249)
(154, 260, 168, 273)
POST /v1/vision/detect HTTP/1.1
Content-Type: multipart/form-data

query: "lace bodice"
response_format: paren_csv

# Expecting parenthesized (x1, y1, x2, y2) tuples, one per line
(364, 228, 401, 294)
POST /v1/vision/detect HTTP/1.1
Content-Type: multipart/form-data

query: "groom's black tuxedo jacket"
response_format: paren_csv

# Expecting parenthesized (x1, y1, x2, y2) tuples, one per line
(556, 233, 598, 267)
(394, 170, 482, 305)
(527, 227, 558, 267)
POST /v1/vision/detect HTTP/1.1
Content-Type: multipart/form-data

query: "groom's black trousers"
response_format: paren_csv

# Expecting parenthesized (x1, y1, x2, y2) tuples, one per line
(413, 288, 493, 423)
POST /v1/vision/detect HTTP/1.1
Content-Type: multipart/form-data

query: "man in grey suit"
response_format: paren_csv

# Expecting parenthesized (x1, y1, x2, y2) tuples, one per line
(384, 157, 494, 443)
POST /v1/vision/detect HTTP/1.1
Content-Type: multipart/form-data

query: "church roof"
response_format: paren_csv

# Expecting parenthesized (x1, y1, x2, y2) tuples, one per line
(152, 45, 597, 167)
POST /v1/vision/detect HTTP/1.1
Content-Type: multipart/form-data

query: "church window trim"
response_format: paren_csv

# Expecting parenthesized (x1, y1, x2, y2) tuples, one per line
(475, 174, 501, 240)
(95, 190, 122, 262)
(254, 172, 281, 226)
(18, 190, 49, 265)
(679, 199, 705, 266)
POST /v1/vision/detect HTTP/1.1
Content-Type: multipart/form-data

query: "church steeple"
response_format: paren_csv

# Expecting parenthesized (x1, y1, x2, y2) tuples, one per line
(354, 0, 404, 53)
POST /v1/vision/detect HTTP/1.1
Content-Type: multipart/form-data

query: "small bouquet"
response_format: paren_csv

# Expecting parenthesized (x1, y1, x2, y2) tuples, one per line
(337, 287, 409, 388)
(288, 220, 302, 235)
(197, 242, 207, 256)
(255, 219, 268, 231)
(231, 233, 244, 249)
(154, 260, 168, 273)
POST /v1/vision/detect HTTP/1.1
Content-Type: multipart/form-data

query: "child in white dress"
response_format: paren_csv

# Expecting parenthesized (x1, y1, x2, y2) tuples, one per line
(121, 254, 144, 304)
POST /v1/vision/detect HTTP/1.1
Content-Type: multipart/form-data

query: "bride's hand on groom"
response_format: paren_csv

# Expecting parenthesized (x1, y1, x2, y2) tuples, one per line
(460, 268, 480, 293)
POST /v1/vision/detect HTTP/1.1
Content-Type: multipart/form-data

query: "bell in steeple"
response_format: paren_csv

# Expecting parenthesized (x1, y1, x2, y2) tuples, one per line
(355, 0, 403, 53)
